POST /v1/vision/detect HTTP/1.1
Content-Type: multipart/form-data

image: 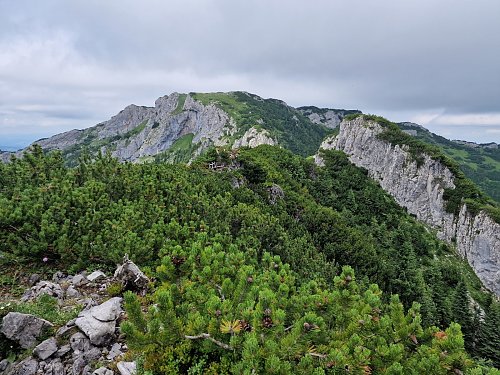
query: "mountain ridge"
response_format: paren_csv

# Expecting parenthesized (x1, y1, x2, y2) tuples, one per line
(0, 92, 353, 165)
(318, 115, 500, 296)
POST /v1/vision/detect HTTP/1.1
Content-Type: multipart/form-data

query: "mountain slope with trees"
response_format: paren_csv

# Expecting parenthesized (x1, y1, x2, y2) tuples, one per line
(1, 145, 498, 372)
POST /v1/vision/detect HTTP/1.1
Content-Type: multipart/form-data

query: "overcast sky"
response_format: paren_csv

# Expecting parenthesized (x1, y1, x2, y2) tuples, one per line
(1, 0, 500, 150)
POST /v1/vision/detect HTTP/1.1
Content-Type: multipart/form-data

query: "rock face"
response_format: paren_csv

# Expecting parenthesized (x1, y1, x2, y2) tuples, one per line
(232, 127, 276, 149)
(33, 337, 59, 360)
(4, 357, 39, 375)
(1, 312, 53, 349)
(113, 255, 150, 294)
(318, 117, 500, 295)
(298, 107, 361, 129)
(75, 297, 123, 346)
(0, 93, 237, 164)
(116, 361, 136, 375)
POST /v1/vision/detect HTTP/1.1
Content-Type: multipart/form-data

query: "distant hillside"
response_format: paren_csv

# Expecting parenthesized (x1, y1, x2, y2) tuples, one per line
(398, 122, 500, 203)
(1, 92, 362, 166)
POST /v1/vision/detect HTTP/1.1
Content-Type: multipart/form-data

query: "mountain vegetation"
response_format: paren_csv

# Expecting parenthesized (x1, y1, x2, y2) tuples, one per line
(190, 92, 333, 156)
(1, 145, 498, 372)
(0, 92, 336, 169)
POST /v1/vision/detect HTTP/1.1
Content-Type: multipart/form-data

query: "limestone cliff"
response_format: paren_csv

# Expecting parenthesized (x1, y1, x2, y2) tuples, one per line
(318, 117, 500, 295)
(232, 127, 276, 149)
(298, 106, 361, 129)
(1, 93, 235, 164)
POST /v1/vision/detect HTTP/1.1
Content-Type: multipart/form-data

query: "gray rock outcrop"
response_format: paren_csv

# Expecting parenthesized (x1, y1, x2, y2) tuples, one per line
(298, 107, 361, 129)
(4, 357, 38, 375)
(33, 337, 58, 360)
(87, 271, 106, 282)
(232, 127, 276, 149)
(75, 297, 123, 346)
(114, 255, 150, 294)
(318, 117, 500, 295)
(117, 361, 137, 375)
(93, 367, 114, 375)
(1, 312, 53, 349)
(21, 281, 64, 302)
(0, 92, 239, 164)
(1, 262, 144, 374)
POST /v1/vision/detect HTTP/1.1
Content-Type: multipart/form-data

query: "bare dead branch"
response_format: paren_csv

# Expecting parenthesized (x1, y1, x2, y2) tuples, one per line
(185, 333, 233, 350)
(215, 284, 225, 301)
(309, 352, 328, 359)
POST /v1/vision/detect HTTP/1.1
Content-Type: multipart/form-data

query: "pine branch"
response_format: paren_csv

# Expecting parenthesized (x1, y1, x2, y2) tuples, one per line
(184, 333, 233, 350)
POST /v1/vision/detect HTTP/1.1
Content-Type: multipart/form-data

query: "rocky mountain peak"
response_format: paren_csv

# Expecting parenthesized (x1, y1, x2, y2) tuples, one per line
(0, 92, 335, 165)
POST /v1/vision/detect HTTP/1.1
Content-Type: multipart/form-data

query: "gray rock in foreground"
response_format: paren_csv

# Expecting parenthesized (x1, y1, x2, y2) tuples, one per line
(75, 297, 122, 346)
(4, 357, 38, 375)
(1, 312, 53, 349)
(21, 281, 64, 302)
(33, 337, 58, 360)
(114, 256, 149, 294)
(87, 270, 106, 282)
(117, 361, 137, 375)
(93, 367, 114, 375)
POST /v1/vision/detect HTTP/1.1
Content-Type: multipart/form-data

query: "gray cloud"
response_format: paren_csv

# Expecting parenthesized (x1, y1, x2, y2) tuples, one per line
(1, 0, 500, 147)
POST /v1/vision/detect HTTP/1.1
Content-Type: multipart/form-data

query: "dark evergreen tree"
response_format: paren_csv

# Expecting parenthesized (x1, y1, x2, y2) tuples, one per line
(477, 301, 500, 368)
(451, 280, 474, 352)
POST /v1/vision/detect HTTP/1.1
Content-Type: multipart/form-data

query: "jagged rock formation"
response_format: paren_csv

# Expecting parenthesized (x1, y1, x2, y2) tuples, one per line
(453, 140, 499, 149)
(1, 312, 53, 349)
(0, 93, 238, 164)
(397, 122, 500, 204)
(232, 127, 276, 148)
(298, 106, 361, 129)
(317, 117, 500, 296)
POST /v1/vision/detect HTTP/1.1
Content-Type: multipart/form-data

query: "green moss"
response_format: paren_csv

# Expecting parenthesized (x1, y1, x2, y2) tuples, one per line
(170, 133, 194, 151)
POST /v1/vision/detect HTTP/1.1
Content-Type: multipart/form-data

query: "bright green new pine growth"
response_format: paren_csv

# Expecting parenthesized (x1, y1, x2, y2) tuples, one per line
(122, 234, 493, 374)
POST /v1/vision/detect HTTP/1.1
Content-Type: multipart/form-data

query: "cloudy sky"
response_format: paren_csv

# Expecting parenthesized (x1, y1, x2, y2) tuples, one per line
(1, 0, 500, 150)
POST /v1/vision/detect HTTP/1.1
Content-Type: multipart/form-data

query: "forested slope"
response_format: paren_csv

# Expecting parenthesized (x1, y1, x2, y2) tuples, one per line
(0, 146, 498, 372)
